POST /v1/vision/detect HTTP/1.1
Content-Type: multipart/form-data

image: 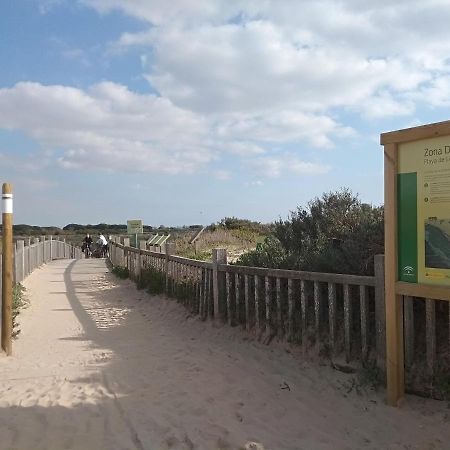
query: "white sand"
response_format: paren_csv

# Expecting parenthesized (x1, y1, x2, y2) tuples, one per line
(0, 258, 449, 450)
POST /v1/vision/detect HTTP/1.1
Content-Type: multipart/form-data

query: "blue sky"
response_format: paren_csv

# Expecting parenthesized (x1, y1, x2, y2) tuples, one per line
(1, 0, 450, 227)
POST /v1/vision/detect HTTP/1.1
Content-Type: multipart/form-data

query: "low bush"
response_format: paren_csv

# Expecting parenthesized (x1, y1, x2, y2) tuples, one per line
(139, 267, 165, 294)
(112, 265, 129, 279)
(12, 283, 27, 338)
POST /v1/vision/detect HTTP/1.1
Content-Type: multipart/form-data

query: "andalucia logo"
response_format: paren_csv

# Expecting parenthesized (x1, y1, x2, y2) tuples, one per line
(402, 265, 415, 277)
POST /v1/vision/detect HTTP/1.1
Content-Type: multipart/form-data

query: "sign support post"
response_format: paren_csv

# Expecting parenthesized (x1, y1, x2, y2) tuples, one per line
(2, 183, 13, 356)
(383, 142, 405, 405)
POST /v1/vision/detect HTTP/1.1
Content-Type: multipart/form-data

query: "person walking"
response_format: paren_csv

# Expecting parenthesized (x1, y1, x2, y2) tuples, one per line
(97, 233, 108, 258)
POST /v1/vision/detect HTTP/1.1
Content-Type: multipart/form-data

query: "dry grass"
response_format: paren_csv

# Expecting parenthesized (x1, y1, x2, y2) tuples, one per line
(174, 228, 264, 262)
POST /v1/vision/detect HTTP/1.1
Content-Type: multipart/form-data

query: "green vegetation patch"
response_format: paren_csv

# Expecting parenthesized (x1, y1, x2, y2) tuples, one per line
(138, 267, 165, 294)
(236, 188, 384, 276)
(112, 265, 130, 279)
(12, 283, 27, 338)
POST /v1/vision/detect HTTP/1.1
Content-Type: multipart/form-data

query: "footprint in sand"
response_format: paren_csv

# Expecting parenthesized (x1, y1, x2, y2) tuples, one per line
(243, 442, 265, 450)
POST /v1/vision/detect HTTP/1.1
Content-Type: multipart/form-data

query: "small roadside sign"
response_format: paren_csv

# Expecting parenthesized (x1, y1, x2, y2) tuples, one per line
(127, 220, 143, 235)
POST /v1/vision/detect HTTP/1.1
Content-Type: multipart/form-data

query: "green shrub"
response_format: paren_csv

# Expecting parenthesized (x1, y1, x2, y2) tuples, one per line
(237, 189, 384, 276)
(139, 267, 165, 294)
(12, 283, 26, 338)
(173, 279, 196, 303)
(112, 265, 129, 279)
(235, 235, 288, 268)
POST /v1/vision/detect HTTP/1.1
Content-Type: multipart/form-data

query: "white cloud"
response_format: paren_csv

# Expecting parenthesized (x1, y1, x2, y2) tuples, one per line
(408, 76, 450, 108)
(215, 110, 352, 148)
(360, 92, 415, 119)
(83, 0, 450, 126)
(0, 81, 333, 179)
(38, 0, 63, 14)
(0, 82, 212, 175)
(245, 180, 263, 187)
(145, 21, 423, 115)
(225, 142, 266, 156)
(214, 170, 231, 180)
(61, 48, 91, 67)
(248, 155, 330, 178)
(0, 151, 51, 173)
(12, 0, 450, 183)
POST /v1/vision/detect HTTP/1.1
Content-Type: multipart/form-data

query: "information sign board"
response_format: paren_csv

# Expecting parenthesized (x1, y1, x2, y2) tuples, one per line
(398, 136, 450, 286)
(127, 219, 143, 235)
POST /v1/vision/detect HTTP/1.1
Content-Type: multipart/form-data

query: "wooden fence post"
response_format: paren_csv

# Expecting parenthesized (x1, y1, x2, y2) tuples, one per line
(2, 183, 13, 355)
(41, 235, 46, 262)
(212, 248, 227, 321)
(374, 254, 386, 372)
(123, 238, 130, 270)
(16, 240, 25, 283)
(34, 237, 40, 267)
(137, 240, 146, 280)
(165, 243, 176, 294)
(26, 238, 31, 276)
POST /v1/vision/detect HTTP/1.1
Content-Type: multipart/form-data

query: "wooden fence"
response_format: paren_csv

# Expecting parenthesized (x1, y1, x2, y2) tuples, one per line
(109, 238, 449, 381)
(109, 238, 386, 365)
(0, 236, 82, 291)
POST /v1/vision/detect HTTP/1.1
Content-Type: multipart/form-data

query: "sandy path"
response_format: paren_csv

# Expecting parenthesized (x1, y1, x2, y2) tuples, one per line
(0, 259, 449, 450)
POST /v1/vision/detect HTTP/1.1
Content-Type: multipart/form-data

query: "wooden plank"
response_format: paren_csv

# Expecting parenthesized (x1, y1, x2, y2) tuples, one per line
(404, 296, 414, 368)
(199, 269, 205, 318)
(287, 279, 294, 341)
(170, 254, 211, 268)
(212, 249, 227, 320)
(176, 262, 180, 298)
(380, 119, 450, 145)
(360, 285, 369, 361)
(226, 272, 232, 326)
(276, 277, 283, 338)
(219, 264, 374, 286)
(300, 280, 307, 352)
(196, 268, 201, 314)
(426, 298, 436, 375)
(202, 267, 207, 316)
(384, 142, 404, 406)
(205, 268, 209, 318)
(254, 275, 260, 333)
(235, 273, 240, 325)
(244, 274, 250, 331)
(396, 281, 450, 302)
(343, 284, 351, 363)
(265, 276, 270, 335)
(328, 282, 336, 355)
(374, 255, 386, 371)
(314, 281, 320, 349)
(208, 269, 213, 318)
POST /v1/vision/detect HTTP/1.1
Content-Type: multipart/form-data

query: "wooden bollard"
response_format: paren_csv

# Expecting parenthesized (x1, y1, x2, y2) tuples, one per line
(2, 183, 13, 355)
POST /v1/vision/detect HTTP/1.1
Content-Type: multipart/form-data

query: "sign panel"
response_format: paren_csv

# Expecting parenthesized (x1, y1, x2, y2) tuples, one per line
(398, 136, 450, 286)
(127, 219, 143, 235)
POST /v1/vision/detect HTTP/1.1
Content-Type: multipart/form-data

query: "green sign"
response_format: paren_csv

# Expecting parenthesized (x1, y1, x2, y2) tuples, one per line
(127, 219, 143, 235)
(398, 136, 450, 286)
